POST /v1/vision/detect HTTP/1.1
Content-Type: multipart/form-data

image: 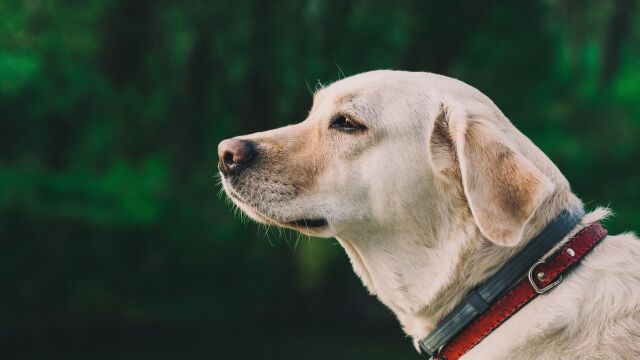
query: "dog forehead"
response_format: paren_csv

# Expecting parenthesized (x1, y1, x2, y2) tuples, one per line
(310, 71, 421, 120)
(317, 70, 408, 101)
(308, 70, 494, 131)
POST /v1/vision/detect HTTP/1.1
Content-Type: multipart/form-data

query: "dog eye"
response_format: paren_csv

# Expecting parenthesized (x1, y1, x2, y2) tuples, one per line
(329, 115, 366, 133)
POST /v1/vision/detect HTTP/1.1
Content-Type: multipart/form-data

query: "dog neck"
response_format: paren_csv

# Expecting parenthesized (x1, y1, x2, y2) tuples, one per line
(335, 189, 583, 344)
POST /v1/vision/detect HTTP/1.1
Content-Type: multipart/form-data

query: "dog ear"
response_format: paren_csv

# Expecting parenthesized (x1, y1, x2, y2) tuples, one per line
(429, 105, 553, 246)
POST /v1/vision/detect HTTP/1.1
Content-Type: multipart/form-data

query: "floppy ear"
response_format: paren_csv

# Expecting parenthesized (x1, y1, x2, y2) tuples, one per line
(430, 105, 554, 246)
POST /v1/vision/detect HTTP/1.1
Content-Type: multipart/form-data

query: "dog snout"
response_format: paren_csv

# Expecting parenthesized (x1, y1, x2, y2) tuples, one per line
(218, 138, 257, 175)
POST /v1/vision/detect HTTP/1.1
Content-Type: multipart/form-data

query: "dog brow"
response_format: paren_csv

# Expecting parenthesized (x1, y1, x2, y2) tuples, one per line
(335, 92, 358, 106)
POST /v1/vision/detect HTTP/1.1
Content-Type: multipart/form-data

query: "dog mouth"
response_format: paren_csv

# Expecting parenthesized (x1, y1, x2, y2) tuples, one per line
(286, 218, 328, 228)
(222, 180, 328, 230)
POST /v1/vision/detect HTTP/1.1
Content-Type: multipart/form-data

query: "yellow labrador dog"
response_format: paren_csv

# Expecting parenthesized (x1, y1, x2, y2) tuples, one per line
(218, 70, 640, 359)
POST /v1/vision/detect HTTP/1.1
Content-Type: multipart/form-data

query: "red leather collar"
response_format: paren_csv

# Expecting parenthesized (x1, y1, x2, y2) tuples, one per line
(436, 222, 608, 360)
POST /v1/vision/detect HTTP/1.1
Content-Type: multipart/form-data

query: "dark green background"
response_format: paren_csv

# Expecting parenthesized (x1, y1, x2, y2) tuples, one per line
(1, 1, 639, 359)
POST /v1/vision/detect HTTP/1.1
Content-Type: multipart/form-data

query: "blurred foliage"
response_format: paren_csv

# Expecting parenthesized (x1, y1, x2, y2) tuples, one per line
(1, 0, 639, 358)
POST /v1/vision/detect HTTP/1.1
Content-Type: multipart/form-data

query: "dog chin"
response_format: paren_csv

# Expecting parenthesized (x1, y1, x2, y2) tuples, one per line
(222, 180, 334, 237)
(222, 182, 272, 223)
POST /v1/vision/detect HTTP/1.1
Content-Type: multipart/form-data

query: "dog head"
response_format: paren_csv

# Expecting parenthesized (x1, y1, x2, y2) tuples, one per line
(219, 70, 571, 246)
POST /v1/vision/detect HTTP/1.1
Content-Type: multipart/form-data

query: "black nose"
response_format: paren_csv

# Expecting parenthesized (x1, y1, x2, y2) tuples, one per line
(218, 138, 256, 174)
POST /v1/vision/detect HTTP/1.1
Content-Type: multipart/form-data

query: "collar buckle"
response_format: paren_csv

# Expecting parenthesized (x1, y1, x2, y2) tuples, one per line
(527, 260, 563, 294)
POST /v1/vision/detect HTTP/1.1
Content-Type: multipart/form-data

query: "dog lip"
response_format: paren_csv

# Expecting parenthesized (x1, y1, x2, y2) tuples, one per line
(287, 218, 328, 228)
(223, 183, 327, 229)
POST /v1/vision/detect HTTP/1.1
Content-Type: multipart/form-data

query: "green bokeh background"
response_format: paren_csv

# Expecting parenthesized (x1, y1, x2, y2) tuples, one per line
(1, 1, 639, 359)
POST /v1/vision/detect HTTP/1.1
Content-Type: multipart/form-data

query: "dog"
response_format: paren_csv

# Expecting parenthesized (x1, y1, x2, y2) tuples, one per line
(218, 70, 640, 359)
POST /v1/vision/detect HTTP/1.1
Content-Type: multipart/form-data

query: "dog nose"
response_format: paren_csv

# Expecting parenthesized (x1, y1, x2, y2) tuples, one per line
(218, 138, 256, 174)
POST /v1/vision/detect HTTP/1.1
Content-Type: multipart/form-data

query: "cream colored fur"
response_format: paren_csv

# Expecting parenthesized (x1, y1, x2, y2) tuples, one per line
(220, 70, 640, 359)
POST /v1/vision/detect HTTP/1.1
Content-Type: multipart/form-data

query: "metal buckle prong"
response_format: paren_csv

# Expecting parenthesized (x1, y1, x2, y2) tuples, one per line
(528, 260, 563, 294)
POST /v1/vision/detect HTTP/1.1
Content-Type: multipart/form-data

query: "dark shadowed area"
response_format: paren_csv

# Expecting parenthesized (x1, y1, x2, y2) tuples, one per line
(1, 1, 639, 359)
